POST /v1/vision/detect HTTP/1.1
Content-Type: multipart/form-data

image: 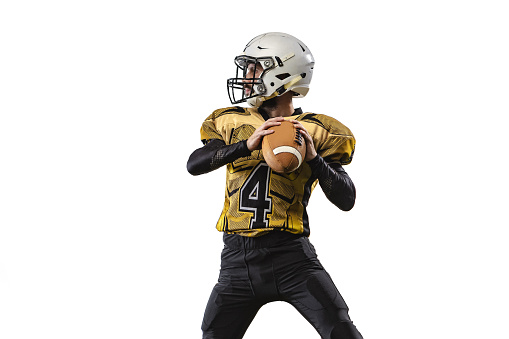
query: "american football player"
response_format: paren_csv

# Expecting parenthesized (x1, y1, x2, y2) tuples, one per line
(187, 32, 364, 339)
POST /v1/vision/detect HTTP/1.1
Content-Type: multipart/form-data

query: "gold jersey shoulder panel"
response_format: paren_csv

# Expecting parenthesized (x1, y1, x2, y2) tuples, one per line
(296, 113, 356, 165)
(198, 108, 355, 237)
(200, 106, 256, 144)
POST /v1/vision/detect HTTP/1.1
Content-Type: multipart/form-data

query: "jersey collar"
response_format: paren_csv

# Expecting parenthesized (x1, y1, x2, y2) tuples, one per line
(258, 107, 303, 121)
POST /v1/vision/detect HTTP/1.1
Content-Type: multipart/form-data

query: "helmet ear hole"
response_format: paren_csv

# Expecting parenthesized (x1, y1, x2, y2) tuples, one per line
(276, 73, 291, 80)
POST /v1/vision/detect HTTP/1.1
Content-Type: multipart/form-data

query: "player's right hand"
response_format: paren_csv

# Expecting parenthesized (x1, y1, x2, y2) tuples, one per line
(246, 117, 284, 151)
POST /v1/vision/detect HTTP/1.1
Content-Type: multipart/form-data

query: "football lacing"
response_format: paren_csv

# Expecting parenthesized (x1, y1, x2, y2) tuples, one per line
(294, 129, 303, 146)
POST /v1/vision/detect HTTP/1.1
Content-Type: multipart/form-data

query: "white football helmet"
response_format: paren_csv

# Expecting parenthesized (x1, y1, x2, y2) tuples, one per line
(227, 32, 315, 107)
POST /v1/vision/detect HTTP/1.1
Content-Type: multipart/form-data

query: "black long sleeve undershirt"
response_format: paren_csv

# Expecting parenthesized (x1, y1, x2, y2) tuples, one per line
(186, 139, 355, 211)
(307, 154, 356, 211)
(187, 139, 252, 176)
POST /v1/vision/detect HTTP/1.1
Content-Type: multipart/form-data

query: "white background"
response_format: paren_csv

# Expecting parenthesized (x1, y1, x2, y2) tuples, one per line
(1, 1, 508, 338)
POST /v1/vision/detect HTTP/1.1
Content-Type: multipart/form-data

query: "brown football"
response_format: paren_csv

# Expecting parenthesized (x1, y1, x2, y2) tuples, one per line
(262, 120, 306, 173)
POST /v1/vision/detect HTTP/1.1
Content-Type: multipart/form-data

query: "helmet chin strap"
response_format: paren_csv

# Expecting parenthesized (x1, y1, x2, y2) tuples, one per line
(247, 75, 303, 108)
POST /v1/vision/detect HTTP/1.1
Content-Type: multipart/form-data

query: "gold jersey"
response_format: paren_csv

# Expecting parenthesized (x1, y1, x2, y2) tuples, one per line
(200, 106, 355, 237)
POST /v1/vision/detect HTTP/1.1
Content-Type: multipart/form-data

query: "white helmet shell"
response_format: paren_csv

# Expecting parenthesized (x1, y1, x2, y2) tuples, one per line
(227, 32, 315, 107)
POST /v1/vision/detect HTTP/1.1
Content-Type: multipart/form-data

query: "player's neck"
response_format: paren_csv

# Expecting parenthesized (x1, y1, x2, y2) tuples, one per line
(259, 92, 295, 118)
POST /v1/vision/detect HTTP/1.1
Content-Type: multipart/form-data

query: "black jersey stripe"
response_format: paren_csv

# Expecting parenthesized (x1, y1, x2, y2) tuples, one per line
(227, 187, 240, 197)
(298, 114, 327, 129)
(301, 173, 318, 237)
(230, 162, 255, 173)
(269, 190, 294, 204)
(222, 106, 246, 114)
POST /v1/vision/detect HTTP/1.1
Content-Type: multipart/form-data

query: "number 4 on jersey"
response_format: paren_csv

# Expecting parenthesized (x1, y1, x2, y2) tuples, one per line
(239, 163, 273, 229)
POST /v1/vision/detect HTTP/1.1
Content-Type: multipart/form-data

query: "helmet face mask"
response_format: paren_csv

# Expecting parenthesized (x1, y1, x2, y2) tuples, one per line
(227, 56, 275, 105)
(227, 32, 315, 107)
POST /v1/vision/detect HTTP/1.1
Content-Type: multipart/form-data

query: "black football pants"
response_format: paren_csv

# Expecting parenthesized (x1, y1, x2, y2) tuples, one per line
(202, 232, 363, 339)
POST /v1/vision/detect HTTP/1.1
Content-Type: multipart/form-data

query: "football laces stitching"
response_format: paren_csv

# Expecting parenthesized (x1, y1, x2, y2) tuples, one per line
(294, 129, 303, 146)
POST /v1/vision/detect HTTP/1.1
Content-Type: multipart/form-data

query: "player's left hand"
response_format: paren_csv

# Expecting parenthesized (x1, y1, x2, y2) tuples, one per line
(290, 120, 317, 162)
